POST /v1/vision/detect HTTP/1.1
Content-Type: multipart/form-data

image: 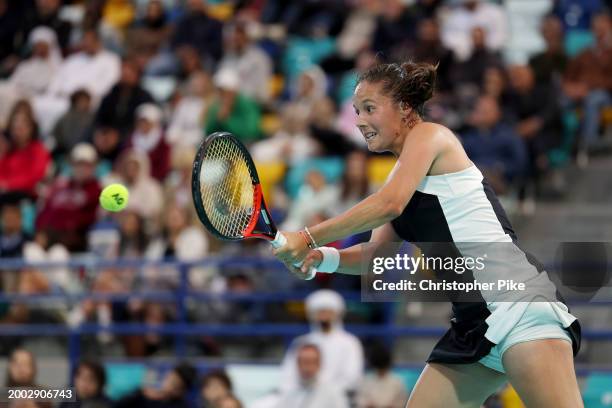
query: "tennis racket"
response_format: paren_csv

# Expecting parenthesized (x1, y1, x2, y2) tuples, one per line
(191, 131, 288, 249)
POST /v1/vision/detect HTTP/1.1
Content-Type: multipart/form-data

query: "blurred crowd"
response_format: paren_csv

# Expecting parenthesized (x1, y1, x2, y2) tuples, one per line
(1, 0, 612, 406)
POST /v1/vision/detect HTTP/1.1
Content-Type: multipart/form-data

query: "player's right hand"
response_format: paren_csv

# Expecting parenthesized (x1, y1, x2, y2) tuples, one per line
(283, 250, 322, 280)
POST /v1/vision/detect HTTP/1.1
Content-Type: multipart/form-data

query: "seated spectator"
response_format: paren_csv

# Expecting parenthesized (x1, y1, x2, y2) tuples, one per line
(0, 193, 30, 259)
(281, 170, 340, 231)
(125, 103, 171, 181)
(562, 12, 612, 165)
(218, 20, 273, 104)
(290, 66, 328, 119)
(0, 103, 50, 198)
(460, 96, 527, 194)
(449, 27, 503, 97)
(166, 70, 214, 154)
(59, 360, 112, 408)
(251, 103, 320, 164)
(94, 58, 154, 138)
(92, 125, 124, 165)
(22, 0, 72, 51)
(280, 290, 364, 394)
(23, 229, 74, 294)
(164, 147, 199, 221)
(553, 0, 604, 31)
(3, 348, 52, 408)
(335, 150, 370, 217)
(355, 344, 408, 408)
(309, 97, 357, 157)
(0, 26, 62, 128)
(146, 0, 222, 75)
(36, 143, 101, 252)
(507, 65, 563, 197)
(51, 89, 94, 157)
(201, 370, 234, 408)
(276, 343, 349, 408)
(441, 0, 508, 61)
(529, 15, 568, 86)
(32, 28, 121, 136)
(122, 301, 173, 357)
(104, 150, 164, 231)
(145, 204, 209, 289)
(205, 68, 261, 144)
(114, 362, 197, 408)
(371, 0, 415, 61)
(125, 0, 172, 66)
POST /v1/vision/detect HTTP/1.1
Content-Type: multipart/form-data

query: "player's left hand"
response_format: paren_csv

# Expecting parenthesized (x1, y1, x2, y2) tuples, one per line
(272, 230, 309, 266)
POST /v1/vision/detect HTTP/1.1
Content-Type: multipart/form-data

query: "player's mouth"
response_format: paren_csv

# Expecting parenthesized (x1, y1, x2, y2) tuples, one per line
(364, 131, 377, 141)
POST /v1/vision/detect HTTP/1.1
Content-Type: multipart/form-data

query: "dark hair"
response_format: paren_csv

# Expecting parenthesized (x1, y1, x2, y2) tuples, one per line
(6, 100, 39, 144)
(75, 360, 107, 393)
(357, 61, 437, 116)
(173, 362, 198, 390)
(70, 88, 91, 106)
(201, 369, 233, 391)
(367, 343, 392, 371)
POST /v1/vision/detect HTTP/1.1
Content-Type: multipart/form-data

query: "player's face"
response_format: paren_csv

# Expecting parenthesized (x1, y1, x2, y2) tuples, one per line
(353, 81, 406, 154)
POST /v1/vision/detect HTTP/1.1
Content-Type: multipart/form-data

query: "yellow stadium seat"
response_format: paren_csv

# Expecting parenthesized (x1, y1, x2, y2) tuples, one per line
(254, 161, 286, 206)
(602, 107, 612, 126)
(500, 385, 525, 408)
(367, 156, 396, 187)
(207, 3, 234, 21)
(261, 113, 281, 136)
(269, 74, 285, 99)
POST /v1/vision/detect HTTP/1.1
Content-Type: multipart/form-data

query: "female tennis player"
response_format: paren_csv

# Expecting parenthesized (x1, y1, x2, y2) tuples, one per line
(273, 62, 583, 407)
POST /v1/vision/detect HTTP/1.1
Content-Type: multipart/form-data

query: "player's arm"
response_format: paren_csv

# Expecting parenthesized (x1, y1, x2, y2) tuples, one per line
(291, 222, 400, 278)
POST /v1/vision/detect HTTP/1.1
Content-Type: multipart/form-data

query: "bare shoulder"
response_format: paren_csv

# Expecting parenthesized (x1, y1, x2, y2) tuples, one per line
(408, 122, 455, 143)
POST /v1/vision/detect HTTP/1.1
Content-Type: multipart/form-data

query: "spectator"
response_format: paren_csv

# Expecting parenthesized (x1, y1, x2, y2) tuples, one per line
(355, 344, 408, 408)
(309, 97, 357, 157)
(22, 0, 72, 51)
(0, 194, 30, 259)
(205, 68, 261, 144)
(563, 12, 612, 164)
(166, 70, 215, 154)
(405, 18, 453, 92)
(449, 27, 503, 95)
(92, 125, 123, 164)
(105, 150, 164, 230)
(0, 104, 50, 198)
(114, 362, 197, 408)
(145, 204, 209, 289)
(164, 147, 199, 218)
(280, 289, 364, 394)
(553, 0, 604, 31)
(276, 343, 349, 408)
(335, 150, 370, 216)
(0, 0, 21, 68)
(23, 229, 74, 294)
(32, 28, 121, 136)
(94, 59, 154, 138)
(460, 96, 527, 194)
(251, 103, 320, 164)
(441, 0, 508, 61)
(36, 143, 101, 252)
(290, 66, 328, 119)
(200, 370, 233, 408)
(529, 15, 568, 86)
(51, 89, 94, 157)
(0, 26, 62, 128)
(59, 360, 112, 408)
(218, 21, 273, 104)
(125, 103, 171, 181)
(507, 65, 563, 197)
(2, 348, 52, 408)
(125, 0, 172, 65)
(281, 169, 340, 231)
(371, 0, 415, 61)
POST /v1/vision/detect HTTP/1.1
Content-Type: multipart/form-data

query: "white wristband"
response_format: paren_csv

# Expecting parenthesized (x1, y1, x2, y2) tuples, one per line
(314, 246, 340, 273)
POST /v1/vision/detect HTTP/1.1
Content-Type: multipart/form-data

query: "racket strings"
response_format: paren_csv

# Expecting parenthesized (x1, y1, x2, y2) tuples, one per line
(199, 138, 255, 238)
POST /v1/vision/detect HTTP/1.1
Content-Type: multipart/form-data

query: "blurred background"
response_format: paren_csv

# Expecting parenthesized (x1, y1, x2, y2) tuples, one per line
(0, 0, 612, 407)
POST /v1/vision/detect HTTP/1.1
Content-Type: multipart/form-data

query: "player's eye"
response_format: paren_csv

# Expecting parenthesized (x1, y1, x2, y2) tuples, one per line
(365, 105, 374, 113)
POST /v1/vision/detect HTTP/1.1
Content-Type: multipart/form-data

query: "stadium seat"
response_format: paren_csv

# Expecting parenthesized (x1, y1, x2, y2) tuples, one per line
(582, 373, 612, 407)
(395, 368, 421, 394)
(284, 157, 344, 198)
(254, 161, 286, 206)
(367, 156, 396, 187)
(565, 30, 595, 57)
(105, 363, 146, 400)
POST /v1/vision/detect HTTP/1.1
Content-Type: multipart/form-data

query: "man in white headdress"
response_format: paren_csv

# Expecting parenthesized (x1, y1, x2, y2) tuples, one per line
(279, 289, 364, 394)
(0, 26, 62, 128)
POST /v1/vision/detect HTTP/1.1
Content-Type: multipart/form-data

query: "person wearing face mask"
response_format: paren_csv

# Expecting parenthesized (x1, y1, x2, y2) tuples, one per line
(279, 289, 364, 396)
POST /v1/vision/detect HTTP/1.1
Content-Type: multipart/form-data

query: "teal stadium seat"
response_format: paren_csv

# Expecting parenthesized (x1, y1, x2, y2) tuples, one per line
(104, 363, 146, 400)
(284, 157, 345, 198)
(565, 30, 594, 57)
(395, 368, 421, 394)
(282, 36, 336, 82)
(582, 373, 612, 407)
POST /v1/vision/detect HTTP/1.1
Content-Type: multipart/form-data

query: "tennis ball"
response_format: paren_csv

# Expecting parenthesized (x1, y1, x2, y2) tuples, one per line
(99, 184, 129, 212)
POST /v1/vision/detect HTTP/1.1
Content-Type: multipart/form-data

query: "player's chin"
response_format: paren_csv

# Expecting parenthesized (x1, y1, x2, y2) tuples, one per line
(365, 139, 383, 153)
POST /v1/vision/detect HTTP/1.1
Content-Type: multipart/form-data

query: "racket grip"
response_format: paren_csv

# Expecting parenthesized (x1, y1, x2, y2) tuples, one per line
(270, 232, 315, 278)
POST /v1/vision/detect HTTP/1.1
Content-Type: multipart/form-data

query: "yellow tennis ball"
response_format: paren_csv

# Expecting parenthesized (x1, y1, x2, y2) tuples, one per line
(99, 184, 129, 212)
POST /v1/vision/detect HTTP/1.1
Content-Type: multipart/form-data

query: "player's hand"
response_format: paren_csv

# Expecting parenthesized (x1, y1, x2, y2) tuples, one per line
(272, 230, 309, 266)
(300, 250, 323, 274)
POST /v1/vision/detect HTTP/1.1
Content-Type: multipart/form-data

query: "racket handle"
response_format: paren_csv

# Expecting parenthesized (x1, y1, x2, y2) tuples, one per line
(270, 232, 315, 279)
